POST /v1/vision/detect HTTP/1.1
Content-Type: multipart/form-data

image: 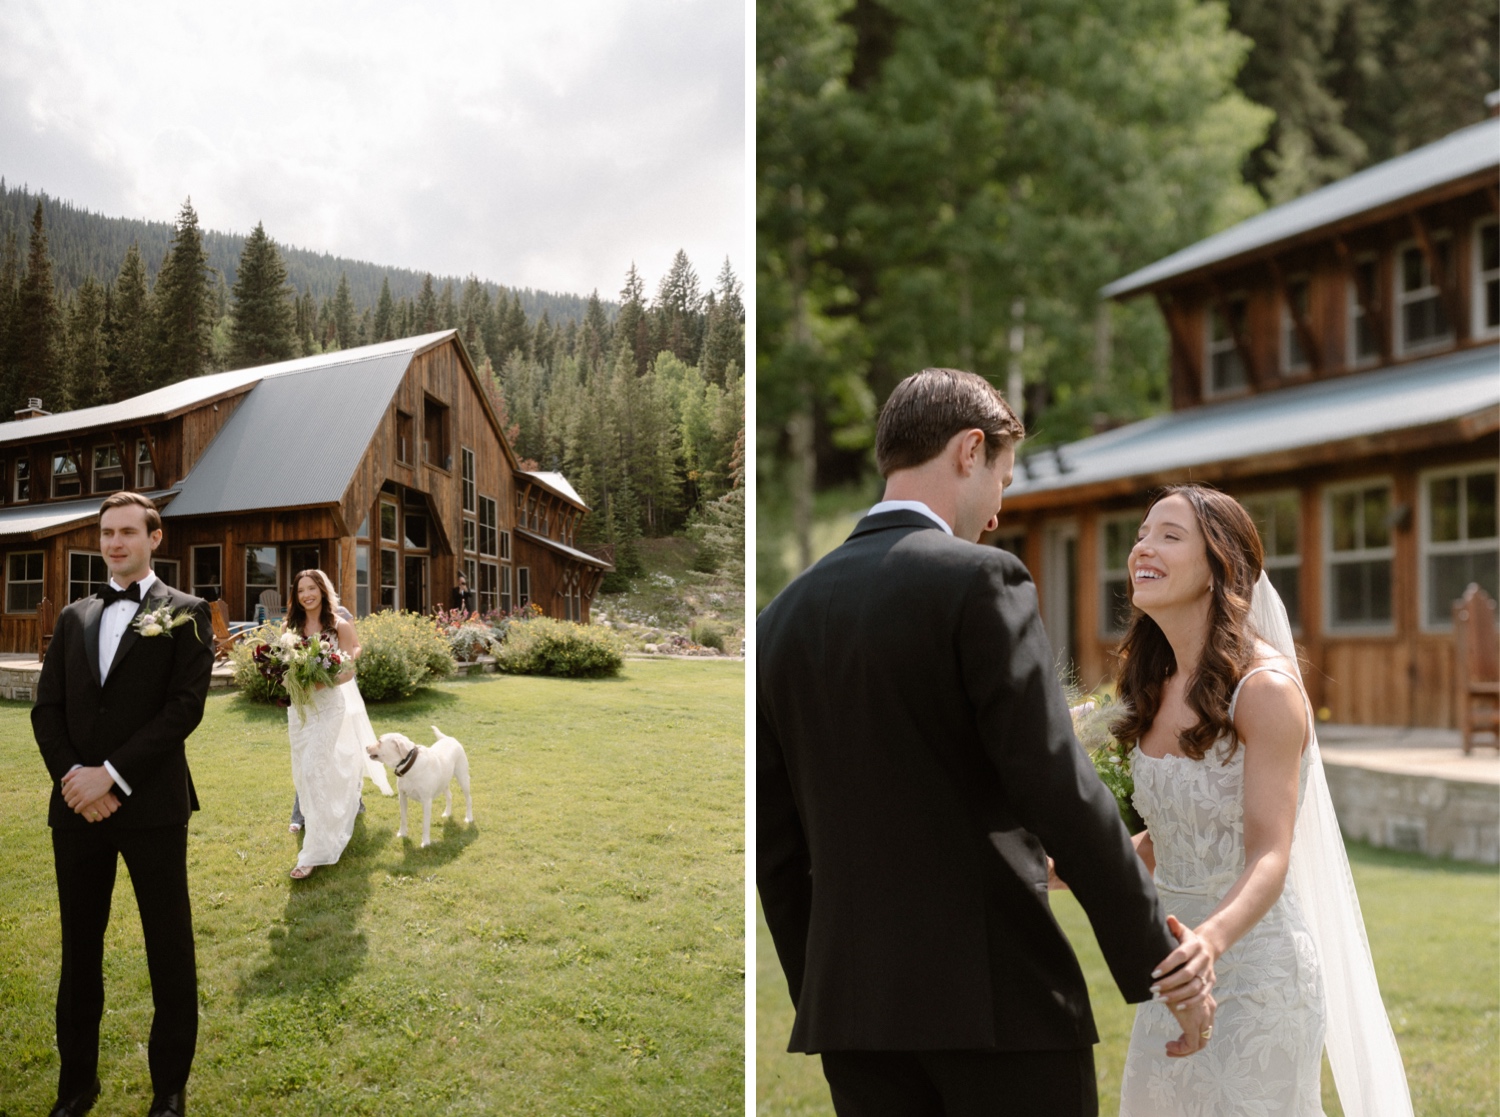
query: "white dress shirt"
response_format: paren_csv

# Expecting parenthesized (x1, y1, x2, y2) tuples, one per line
(93, 571, 157, 796)
(866, 499, 953, 535)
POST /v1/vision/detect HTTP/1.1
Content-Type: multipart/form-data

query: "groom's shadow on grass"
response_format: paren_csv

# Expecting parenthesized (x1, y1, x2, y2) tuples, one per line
(235, 814, 395, 1005)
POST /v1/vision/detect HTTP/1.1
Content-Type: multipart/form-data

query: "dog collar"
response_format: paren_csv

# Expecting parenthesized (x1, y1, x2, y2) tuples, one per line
(394, 747, 418, 777)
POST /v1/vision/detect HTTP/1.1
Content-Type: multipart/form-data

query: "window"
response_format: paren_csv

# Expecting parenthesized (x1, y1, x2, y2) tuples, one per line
(479, 561, 499, 613)
(395, 410, 414, 465)
(1206, 297, 1248, 394)
(379, 499, 398, 543)
(463, 518, 477, 554)
(245, 545, 279, 620)
(517, 567, 531, 609)
(379, 549, 398, 609)
(356, 512, 370, 539)
(499, 529, 511, 561)
(1422, 465, 1499, 628)
(1396, 237, 1453, 352)
(1243, 492, 1301, 631)
(52, 450, 82, 498)
(1326, 481, 1394, 629)
(191, 546, 222, 603)
(464, 557, 478, 604)
(404, 509, 428, 551)
(13, 458, 28, 502)
(1099, 512, 1141, 637)
(1347, 255, 1381, 366)
(355, 545, 371, 616)
(92, 445, 124, 493)
(479, 496, 498, 556)
(423, 397, 450, 467)
(136, 440, 156, 489)
(500, 565, 513, 613)
(69, 552, 109, 603)
(154, 559, 179, 589)
(6, 551, 43, 613)
(1475, 220, 1499, 339)
(1281, 277, 1311, 374)
(461, 447, 476, 512)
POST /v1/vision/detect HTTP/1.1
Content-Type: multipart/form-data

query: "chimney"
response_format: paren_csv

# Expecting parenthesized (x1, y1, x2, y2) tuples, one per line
(14, 398, 49, 420)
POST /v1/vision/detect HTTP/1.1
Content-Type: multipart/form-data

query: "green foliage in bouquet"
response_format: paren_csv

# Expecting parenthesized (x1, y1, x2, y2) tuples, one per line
(495, 617, 625, 678)
(354, 610, 455, 701)
(228, 624, 289, 705)
(1071, 694, 1146, 835)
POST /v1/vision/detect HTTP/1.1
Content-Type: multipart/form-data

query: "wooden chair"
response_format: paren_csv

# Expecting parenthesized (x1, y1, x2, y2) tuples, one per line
(258, 588, 284, 621)
(1453, 583, 1500, 753)
(209, 599, 248, 662)
(36, 596, 55, 662)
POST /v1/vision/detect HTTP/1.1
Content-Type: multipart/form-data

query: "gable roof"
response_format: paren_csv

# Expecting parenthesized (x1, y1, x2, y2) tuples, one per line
(1005, 343, 1499, 503)
(1102, 116, 1500, 300)
(0, 331, 455, 449)
(519, 470, 586, 509)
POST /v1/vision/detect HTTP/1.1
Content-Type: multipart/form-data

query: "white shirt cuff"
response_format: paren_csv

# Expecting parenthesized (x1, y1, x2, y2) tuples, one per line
(103, 760, 132, 796)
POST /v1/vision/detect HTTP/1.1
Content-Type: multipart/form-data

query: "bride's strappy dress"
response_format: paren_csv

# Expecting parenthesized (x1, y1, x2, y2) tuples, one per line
(1120, 665, 1326, 1116)
(289, 629, 378, 869)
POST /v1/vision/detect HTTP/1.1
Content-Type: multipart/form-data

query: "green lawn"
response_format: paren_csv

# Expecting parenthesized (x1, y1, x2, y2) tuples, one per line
(1, 660, 744, 1116)
(757, 842, 1499, 1116)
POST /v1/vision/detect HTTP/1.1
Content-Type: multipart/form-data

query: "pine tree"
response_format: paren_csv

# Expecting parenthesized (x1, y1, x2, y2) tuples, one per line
(495, 293, 529, 365)
(66, 275, 109, 408)
(415, 274, 438, 332)
(373, 276, 395, 341)
(294, 289, 317, 355)
(578, 289, 611, 373)
(614, 263, 650, 376)
(331, 272, 355, 348)
(702, 257, 745, 385)
(0, 229, 21, 412)
(458, 276, 491, 365)
(227, 222, 298, 368)
(153, 198, 216, 386)
(107, 242, 155, 401)
(14, 201, 64, 410)
(437, 280, 457, 330)
(652, 249, 703, 365)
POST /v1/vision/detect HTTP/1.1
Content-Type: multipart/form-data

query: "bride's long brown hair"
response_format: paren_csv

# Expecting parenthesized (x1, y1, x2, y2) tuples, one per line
(1110, 484, 1264, 761)
(285, 569, 340, 635)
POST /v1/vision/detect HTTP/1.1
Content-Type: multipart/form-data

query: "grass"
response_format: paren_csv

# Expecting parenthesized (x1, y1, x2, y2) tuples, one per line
(1, 659, 744, 1116)
(594, 537, 745, 655)
(757, 842, 1499, 1116)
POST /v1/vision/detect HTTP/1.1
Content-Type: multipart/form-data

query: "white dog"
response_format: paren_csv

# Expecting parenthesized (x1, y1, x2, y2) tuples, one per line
(366, 726, 473, 847)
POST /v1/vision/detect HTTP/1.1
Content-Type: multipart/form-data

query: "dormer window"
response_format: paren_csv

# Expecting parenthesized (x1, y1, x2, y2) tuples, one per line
(1396, 236, 1453, 353)
(1474, 219, 1499, 339)
(1206, 296, 1249, 395)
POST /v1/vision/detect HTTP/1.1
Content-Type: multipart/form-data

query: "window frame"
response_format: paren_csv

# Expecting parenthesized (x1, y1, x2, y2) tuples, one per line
(500, 564, 512, 613)
(461, 447, 476, 512)
(1204, 294, 1250, 397)
(1241, 490, 1303, 635)
(378, 547, 398, 610)
(13, 457, 29, 503)
(91, 444, 125, 494)
(478, 495, 499, 557)
(478, 560, 498, 614)
(1473, 218, 1500, 341)
(517, 566, 531, 610)
(395, 409, 414, 465)
(1323, 477, 1397, 634)
(136, 439, 156, 489)
(499, 528, 511, 561)
(153, 558, 179, 590)
(1097, 510, 1144, 639)
(191, 545, 222, 604)
(68, 550, 110, 603)
(1346, 253, 1381, 368)
(51, 449, 83, 499)
(6, 550, 44, 614)
(1418, 462, 1500, 632)
(1280, 275, 1312, 376)
(1394, 234, 1454, 355)
(244, 544, 280, 621)
(422, 396, 451, 470)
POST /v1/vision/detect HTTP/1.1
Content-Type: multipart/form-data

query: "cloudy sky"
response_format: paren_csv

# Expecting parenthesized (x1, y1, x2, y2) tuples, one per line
(0, 0, 745, 300)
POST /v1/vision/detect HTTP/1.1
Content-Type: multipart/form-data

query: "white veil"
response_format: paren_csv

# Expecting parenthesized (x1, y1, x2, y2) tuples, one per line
(1250, 570, 1414, 1115)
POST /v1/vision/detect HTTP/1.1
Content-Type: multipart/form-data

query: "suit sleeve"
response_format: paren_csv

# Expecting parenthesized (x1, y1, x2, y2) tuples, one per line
(32, 609, 81, 780)
(960, 555, 1175, 1004)
(105, 597, 214, 791)
(755, 658, 813, 1008)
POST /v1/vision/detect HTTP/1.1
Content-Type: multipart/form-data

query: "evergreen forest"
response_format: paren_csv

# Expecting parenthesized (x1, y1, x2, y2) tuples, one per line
(758, 0, 1498, 597)
(0, 196, 745, 578)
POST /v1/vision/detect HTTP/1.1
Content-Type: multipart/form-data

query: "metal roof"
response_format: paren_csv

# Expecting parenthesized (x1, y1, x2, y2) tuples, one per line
(0, 489, 179, 540)
(163, 350, 416, 517)
(519, 470, 586, 508)
(514, 527, 614, 569)
(1006, 344, 1500, 499)
(1102, 117, 1500, 299)
(0, 331, 455, 449)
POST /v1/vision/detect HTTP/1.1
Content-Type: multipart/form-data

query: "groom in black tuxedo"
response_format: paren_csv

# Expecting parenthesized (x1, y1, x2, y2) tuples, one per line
(758, 369, 1213, 1116)
(34, 491, 213, 1117)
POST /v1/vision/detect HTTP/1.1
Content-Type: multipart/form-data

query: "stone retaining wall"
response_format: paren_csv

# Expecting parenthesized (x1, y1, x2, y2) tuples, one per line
(1324, 761, 1499, 864)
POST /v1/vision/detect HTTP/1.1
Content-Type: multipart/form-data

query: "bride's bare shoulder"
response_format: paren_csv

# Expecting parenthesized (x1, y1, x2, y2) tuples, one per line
(1235, 643, 1307, 748)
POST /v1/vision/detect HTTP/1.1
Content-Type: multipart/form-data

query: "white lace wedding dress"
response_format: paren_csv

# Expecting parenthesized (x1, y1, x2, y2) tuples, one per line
(290, 672, 382, 870)
(1119, 666, 1326, 1115)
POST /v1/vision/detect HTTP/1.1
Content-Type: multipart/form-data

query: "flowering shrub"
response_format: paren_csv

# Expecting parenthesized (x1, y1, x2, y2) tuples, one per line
(353, 610, 455, 701)
(433, 606, 500, 661)
(229, 623, 292, 705)
(495, 617, 625, 678)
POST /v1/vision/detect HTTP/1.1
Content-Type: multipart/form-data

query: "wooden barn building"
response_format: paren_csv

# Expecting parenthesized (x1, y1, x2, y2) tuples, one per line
(0, 330, 610, 653)
(996, 114, 1499, 729)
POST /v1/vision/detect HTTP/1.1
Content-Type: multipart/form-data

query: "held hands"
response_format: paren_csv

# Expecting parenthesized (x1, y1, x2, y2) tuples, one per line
(61, 766, 122, 823)
(1154, 914, 1219, 1056)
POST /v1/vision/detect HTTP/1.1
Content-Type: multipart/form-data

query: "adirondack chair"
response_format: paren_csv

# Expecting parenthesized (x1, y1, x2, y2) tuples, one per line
(258, 588, 284, 621)
(209, 599, 248, 662)
(1453, 583, 1500, 754)
(36, 596, 55, 662)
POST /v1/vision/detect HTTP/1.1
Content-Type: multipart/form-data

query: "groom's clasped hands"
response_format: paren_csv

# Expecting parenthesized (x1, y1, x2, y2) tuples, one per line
(1152, 914, 1217, 1058)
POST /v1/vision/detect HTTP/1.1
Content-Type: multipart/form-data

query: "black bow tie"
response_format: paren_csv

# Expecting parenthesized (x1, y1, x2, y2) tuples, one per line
(100, 583, 143, 607)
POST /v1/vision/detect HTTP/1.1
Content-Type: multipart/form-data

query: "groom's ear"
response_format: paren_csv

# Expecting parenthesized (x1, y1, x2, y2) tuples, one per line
(952, 428, 985, 476)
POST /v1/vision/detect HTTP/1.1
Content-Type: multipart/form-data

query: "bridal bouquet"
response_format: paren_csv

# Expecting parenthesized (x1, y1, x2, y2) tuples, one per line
(252, 629, 350, 721)
(1069, 692, 1145, 834)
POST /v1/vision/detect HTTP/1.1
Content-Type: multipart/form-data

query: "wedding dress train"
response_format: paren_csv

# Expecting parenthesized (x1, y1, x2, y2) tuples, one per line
(290, 679, 381, 869)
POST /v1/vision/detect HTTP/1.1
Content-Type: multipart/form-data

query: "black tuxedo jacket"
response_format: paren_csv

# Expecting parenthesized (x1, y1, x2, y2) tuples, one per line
(34, 581, 214, 830)
(757, 511, 1176, 1053)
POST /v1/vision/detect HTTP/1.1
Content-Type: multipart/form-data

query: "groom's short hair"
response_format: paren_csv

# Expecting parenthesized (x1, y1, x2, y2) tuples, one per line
(99, 490, 162, 533)
(875, 368, 1024, 476)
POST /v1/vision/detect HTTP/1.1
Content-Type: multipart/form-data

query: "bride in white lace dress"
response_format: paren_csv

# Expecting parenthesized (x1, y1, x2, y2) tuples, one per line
(286, 569, 389, 880)
(1113, 485, 1412, 1116)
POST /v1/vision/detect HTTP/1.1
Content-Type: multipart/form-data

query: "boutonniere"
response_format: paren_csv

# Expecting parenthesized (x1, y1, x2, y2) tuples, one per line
(133, 602, 198, 639)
